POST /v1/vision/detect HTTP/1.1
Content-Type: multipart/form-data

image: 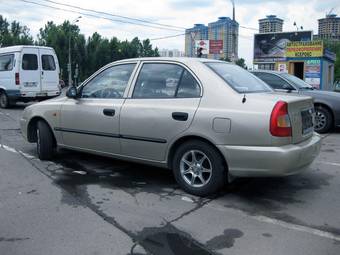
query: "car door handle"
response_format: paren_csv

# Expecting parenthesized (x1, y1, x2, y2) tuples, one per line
(103, 109, 115, 117)
(172, 112, 188, 121)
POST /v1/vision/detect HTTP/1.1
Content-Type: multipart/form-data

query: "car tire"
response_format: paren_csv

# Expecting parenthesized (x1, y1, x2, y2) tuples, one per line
(315, 106, 333, 134)
(172, 140, 227, 196)
(0, 91, 11, 108)
(37, 121, 55, 160)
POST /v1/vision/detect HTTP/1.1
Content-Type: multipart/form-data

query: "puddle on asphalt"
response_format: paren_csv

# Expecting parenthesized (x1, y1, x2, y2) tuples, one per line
(133, 225, 214, 255)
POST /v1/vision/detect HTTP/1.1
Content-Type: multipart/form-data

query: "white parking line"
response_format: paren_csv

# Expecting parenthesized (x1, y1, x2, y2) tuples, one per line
(252, 215, 340, 242)
(316, 161, 340, 167)
(1, 143, 340, 242)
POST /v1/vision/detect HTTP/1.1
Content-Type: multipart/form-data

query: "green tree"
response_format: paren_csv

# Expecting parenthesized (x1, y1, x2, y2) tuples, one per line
(235, 58, 247, 69)
(0, 15, 33, 46)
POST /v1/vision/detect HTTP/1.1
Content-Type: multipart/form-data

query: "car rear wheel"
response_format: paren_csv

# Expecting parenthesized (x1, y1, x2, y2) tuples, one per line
(173, 140, 227, 196)
(315, 106, 333, 134)
(0, 91, 11, 108)
(37, 121, 54, 160)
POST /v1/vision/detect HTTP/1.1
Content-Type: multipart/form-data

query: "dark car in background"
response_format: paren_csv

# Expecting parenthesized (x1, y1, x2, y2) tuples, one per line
(252, 70, 340, 133)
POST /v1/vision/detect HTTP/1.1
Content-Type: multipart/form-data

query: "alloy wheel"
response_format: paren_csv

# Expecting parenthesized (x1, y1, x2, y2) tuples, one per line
(315, 110, 327, 131)
(180, 150, 212, 188)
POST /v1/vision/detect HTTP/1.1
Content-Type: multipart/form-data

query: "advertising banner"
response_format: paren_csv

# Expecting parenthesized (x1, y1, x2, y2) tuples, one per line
(286, 41, 323, 58)
(209, 40, 223, 54)
(304, 59, 321, 89)
(195, 40, 209, 55)
(254, 31, 312, 63)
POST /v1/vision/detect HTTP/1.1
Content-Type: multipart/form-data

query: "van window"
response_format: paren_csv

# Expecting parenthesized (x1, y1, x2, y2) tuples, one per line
(0, 54, 14, 71)
(22, 54, 38, 70)
(42, 55, 56, 71)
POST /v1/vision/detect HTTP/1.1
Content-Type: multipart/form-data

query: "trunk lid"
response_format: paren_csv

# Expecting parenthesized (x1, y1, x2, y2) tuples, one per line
(247, 92, 314, 144)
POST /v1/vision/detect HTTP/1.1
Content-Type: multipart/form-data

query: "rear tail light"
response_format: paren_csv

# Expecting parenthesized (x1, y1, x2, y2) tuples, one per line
(15, 73, 20, 85)
(270, 101, 292, 137)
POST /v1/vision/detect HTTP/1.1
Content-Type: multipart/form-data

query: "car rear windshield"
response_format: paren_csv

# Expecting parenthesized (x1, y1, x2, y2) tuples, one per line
(205, 62, 272, 93)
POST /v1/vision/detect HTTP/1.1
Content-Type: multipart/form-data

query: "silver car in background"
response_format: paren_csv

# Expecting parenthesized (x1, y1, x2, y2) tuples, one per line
(20, 58, 321, 196)
(252, 70, 340, 133)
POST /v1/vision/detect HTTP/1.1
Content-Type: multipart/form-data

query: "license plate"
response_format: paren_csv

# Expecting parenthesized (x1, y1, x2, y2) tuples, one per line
(36, 93, 47, 97)
(301, 109, 314, 135)
(24, 82, 38, 87)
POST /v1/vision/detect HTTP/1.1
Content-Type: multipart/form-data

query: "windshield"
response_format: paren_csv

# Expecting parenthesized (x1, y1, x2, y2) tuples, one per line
(280, 73, 313, 89)
(206, 62, 272, 93)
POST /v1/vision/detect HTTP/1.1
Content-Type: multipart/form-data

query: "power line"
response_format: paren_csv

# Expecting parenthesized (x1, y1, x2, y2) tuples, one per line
(17, 0, 184, 32)
(39, 0, 186, 30)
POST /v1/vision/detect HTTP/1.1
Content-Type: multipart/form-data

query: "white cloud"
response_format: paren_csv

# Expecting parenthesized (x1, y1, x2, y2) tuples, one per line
(0, 0, 338, 67)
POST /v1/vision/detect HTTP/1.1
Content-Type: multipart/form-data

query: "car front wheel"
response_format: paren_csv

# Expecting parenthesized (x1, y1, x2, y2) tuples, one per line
(173, 140, 227, 196)
(315, 106, 333, 134)
(37, 121, 55, 160)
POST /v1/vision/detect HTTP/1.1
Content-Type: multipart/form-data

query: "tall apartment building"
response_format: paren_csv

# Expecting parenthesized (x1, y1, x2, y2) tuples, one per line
(208, 17, 239, 60)
(184, 17, 239, 60)
(259, 15, 283, 33)
(318, 14, 340, 40)
(184, 24, 208, 57)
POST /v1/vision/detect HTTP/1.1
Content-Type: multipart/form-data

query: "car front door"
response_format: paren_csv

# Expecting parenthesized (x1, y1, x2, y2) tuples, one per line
(59, 63, 137, 154)
(120, 62, 202, 162)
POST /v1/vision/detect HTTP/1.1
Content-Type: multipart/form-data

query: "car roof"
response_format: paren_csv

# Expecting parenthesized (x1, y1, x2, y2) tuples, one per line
(0, 45, 54, 54)
(114, 57, 228, 65)
(251, 70, 283, 75)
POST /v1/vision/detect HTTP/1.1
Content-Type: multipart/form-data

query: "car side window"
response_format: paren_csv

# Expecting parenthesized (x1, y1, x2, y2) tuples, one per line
(133, 63, 183, 98)
(254, 73, 294, 90)
(133, 63, 200, 98)
(22, 54, 38, 70)
(81, 64, 136, 99)
(42, 55, 56, 71)
(176, 70, 200, 98)
(0, 54, 14, 71)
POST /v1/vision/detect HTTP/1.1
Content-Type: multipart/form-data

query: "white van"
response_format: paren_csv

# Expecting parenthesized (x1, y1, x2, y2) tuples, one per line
(0, 45, 61, 108)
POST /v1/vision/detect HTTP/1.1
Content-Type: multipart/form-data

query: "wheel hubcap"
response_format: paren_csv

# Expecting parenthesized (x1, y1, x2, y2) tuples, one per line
(180, 150, 212, 188)
(315, 110, 327, 131)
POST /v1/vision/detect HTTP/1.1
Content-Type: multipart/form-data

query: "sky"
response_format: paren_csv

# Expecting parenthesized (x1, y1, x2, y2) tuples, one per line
(0, 0, 339, 66)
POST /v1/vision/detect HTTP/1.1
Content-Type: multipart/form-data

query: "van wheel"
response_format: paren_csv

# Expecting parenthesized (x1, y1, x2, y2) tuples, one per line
(172, 140, 227, 196)
(37, 121, 54, 160)
(315, 106, 333, 134)
(0, 91, 11, 108)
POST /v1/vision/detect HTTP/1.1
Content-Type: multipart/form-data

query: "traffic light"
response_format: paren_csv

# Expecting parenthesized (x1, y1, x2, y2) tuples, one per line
(197, 47, 203, 58)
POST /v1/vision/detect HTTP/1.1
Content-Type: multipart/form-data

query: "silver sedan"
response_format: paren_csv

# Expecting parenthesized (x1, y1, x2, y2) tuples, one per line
(20, 58, 321, 196)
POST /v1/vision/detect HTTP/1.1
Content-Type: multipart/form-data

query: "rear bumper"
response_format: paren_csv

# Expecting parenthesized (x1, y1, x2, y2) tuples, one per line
(217, 133, 321, 177)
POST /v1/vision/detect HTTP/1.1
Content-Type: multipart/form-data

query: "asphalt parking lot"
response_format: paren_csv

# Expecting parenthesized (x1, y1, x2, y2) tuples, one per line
(1, 103, 340, 255)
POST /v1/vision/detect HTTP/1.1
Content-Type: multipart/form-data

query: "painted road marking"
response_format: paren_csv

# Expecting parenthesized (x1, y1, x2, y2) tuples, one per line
(316, 161, 340, 167)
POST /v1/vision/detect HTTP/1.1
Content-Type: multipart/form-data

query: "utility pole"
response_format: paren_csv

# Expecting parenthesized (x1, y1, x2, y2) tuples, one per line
(68, 16, 81, 87)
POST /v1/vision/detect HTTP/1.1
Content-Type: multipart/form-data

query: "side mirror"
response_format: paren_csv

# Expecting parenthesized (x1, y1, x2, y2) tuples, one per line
(66, 86, 78, 99)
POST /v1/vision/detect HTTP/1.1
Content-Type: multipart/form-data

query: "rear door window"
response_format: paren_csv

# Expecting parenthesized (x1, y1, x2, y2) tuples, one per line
(22, 54, 38, 70)
(132, 63, 201, 98)
(41, 55, 56, 71)
(0, 54, 14, 71)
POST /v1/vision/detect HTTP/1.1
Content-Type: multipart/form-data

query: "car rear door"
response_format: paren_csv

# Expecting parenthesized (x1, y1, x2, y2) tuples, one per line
(39, 48, 59, 92)
(20, 47, 41, 94)
(59, 63, 137, 154)
(119, 61, 201, 162)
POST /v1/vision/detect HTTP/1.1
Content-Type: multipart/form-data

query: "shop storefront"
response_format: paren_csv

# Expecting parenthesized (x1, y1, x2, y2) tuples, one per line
(253, 31, 336, 90)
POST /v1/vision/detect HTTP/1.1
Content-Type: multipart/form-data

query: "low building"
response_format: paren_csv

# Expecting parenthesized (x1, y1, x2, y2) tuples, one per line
(159, 49, 185, 57)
